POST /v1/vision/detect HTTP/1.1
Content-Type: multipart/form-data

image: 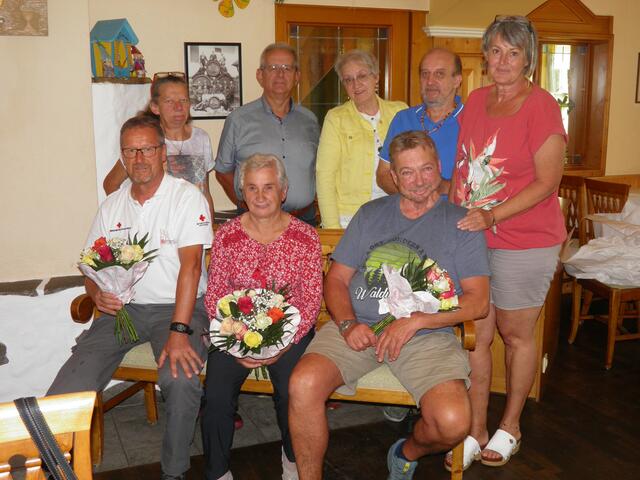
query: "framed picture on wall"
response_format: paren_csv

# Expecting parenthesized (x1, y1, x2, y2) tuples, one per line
(184, 42, 242, 119)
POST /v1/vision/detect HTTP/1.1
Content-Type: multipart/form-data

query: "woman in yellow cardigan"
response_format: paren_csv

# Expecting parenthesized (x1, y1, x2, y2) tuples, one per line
(316, 50, 407, 228)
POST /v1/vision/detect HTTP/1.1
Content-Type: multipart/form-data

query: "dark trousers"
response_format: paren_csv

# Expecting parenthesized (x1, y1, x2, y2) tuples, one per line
(201, 331, 314, 479)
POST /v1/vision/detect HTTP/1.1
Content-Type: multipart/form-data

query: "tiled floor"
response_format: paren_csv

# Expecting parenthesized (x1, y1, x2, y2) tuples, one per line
(95, 384, 391, 473)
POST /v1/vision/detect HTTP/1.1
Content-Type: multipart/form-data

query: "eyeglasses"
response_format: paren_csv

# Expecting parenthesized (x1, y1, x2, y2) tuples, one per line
(261, 64, 296, 74)
(121, 144, 164, 159)
(342, 72, 373, 87)
(153, 72, 186, 81)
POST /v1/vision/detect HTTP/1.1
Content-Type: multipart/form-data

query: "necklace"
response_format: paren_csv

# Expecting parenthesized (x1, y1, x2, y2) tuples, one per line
(420, 101, 458, 135)
(167, 138, 185, 156)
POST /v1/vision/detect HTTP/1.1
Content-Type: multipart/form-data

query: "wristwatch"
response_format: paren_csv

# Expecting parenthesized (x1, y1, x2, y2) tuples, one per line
(338, 319, 357, 336)
(169, 322, 193, 335)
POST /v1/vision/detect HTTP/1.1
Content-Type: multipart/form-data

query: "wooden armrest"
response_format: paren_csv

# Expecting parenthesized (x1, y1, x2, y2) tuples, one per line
(70, 293, 96, 324)
(458, 320, 476, 351)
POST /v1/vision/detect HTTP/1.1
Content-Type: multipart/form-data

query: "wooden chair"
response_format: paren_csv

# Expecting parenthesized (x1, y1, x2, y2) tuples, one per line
(559, 174, 587, 245)
(70, 228, 474, 479)
(558, 175, 587, 294)
(0, 391, 96, 480)
(569, 178, 640, 369)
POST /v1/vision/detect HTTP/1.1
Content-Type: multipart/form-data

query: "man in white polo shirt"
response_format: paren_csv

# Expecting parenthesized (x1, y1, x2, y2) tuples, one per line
(48, 115, 213, 480)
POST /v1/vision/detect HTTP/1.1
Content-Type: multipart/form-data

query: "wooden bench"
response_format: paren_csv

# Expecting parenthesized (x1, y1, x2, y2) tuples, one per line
(70, 228, 475, 479)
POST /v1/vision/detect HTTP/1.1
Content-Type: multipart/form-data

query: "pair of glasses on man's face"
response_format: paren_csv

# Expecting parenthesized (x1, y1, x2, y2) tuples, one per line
(121, 144, 164, 159)
(261, 64, 296, 73)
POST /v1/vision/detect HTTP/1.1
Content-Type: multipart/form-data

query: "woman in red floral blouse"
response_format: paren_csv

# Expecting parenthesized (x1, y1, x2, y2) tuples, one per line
(201, 153, 323, 480)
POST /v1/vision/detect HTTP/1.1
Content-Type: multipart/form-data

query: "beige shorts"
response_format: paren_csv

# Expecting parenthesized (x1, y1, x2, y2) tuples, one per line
(305, 322, 470, 405)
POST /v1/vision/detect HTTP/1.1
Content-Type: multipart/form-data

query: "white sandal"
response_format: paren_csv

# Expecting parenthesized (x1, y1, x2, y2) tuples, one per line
(444, 435, 481, 472)
(480, 429, 521, 467)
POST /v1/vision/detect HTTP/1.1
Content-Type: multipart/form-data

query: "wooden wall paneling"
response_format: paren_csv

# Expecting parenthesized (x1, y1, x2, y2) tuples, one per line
(429, 37, 486, 103)
(409, 11, 429, 106)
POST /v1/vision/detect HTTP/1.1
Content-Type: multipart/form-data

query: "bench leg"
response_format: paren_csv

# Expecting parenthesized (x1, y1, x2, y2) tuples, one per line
(449, 440, 464, 480)
(143, 382, 158, 424)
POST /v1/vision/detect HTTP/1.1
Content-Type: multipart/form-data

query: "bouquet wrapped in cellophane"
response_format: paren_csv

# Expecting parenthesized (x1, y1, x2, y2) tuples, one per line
(209, 287, 300, 360)
(371, 258, 459, 335)
(78, 233, 157, 344)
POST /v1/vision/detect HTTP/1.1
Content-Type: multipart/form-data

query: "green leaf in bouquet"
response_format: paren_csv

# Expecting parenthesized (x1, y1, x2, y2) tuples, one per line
(229, 301, 241, 319)
(365, 242, 419, 286)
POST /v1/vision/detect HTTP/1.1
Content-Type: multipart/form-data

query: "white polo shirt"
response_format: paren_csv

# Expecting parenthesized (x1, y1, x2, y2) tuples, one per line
(85, 174, 213, 304)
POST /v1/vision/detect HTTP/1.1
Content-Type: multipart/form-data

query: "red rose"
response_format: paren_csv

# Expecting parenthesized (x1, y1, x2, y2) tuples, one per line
(441, 289, 455, 299)
(267, 307, 284, 323)
(92, 237, 107, 251)
(97, 244, 114, 262)
(237, 296, 254, 315)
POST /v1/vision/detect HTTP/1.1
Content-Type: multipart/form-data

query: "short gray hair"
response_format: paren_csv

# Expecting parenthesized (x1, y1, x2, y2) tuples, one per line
(259, 42, 298, 70)
(482, 15, 538, 78)
(238, 153, 289, 191)
(389, 131, 439, 168)
(334, 50, 379, 81)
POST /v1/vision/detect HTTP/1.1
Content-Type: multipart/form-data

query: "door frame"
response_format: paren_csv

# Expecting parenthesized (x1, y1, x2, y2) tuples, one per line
(275, 4, 415, 103)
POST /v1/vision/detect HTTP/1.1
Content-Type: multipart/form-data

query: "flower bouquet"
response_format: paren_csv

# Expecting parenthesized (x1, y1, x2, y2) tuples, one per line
(371, 258, 459, 335)
(209, 287, 300, 360)
(78, 234, 157, 344)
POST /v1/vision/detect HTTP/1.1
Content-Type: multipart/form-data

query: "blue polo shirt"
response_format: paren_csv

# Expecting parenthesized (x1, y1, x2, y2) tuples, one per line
(379, 97, 463, 180)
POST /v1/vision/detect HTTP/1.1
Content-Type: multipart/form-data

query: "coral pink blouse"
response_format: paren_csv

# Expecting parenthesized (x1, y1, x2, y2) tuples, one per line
(452, 84, 567, 250)
(204, 216, 323, 342)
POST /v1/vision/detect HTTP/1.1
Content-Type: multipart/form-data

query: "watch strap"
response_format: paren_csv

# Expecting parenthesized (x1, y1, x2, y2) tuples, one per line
(169, 322, 193, 335)
(337, 319, 357, 336)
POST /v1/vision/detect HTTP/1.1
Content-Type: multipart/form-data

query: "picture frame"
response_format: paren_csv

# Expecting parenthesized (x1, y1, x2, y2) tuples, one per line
(184, 42, 242, 119)
(636, 53, 640, 103)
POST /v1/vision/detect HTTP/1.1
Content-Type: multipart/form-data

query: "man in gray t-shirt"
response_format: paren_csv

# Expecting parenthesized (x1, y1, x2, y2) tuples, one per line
(288, 131, 490, 479)
(214, 42, 319, 225)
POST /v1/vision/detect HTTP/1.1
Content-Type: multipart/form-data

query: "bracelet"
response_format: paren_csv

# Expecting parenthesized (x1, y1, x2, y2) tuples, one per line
(169, 322, 193, 335)
(337, 319, 357, 336)
(488, 209, 496, 227)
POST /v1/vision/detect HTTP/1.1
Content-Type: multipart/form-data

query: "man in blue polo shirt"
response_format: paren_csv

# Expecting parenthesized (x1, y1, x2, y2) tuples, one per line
(377, 48, 463, 197)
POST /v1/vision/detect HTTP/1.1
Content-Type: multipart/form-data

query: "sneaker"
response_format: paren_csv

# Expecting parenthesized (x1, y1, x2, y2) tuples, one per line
(216, 472, 233, 480)
(383, 406, 410, 423)
(387, 439, 418, 480)
(161, 473, 185, 480)
(282, 447, 299, 480)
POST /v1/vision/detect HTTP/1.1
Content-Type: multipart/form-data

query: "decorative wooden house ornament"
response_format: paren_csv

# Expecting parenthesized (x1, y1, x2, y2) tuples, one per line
(90, 18, 139, 79)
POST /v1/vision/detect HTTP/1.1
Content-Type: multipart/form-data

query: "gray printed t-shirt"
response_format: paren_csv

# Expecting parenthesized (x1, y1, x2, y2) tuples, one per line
(214, 96, 320, 210)
(332, 195, 490, 335)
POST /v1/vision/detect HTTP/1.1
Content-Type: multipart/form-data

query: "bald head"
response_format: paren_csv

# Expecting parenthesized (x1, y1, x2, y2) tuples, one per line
(419, 48, 462, 109)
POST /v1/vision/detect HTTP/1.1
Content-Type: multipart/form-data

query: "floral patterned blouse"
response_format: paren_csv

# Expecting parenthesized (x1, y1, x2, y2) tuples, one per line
(204, 216, 323, 342)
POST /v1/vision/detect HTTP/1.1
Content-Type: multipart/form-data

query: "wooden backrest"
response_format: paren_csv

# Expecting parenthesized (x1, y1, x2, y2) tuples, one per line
(585, 178, 630, 214)
(559, 174, 587, 243)
(316, 228, 344, 326)
(0, 391, 96, 479)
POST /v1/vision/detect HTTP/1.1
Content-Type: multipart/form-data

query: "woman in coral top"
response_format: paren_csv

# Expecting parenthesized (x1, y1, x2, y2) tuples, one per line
(201, 154, 323, 480)
(448, 16, 567, 471)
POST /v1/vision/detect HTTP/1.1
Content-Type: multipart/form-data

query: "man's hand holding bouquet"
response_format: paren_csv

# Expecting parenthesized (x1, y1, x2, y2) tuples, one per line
(79, 233, 157, 344)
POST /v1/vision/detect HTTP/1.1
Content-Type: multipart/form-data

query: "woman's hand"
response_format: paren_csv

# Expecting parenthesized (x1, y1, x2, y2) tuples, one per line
(235, 343, 292, 369)
(457, 208, 494, 232)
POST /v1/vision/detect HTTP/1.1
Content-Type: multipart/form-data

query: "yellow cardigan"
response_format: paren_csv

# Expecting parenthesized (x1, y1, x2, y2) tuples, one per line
(316, 96, 408, 228)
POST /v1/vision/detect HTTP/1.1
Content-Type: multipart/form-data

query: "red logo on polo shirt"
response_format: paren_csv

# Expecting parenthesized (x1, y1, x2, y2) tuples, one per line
(116, 222, 122, 228)
(199, 214, 206, 222)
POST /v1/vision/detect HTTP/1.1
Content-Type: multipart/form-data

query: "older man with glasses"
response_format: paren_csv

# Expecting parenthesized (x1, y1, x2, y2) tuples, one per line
(214, 42, 320, 226)
(48, 115, 213, 480)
